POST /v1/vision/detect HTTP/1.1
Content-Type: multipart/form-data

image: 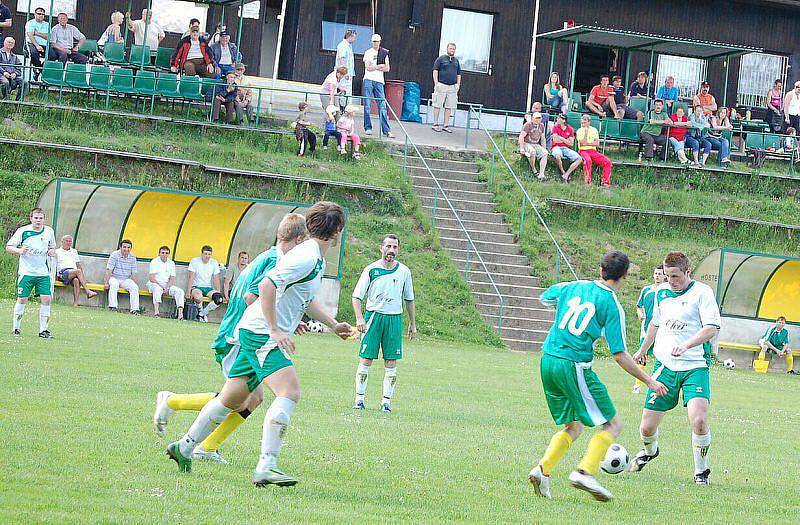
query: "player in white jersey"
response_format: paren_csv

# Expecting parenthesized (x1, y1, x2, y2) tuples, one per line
(166, 202, 355, 487)
(351, 233, 416, 412)
(629, 252, 721, 485)
(5, 208, 57, 338)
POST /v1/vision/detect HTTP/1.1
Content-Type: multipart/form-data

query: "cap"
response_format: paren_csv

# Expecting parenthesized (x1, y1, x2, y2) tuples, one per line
(219, 31, 229, 37)
(531, 112, 542, 119)
(701, 81, 710, 87)
(371, 33, 381, 42)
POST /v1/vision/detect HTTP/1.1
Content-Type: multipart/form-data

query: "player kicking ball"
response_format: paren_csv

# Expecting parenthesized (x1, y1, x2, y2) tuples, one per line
(632, 264, 666, 394)
(629, 252, 720, 485)
(166, 202, 355, 487)
(529, 251, 668, 502)
(352, 234, 416, 413)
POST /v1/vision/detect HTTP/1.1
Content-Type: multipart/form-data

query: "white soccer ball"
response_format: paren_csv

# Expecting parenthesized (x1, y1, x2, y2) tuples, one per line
(307, 320, 325, 333)
(723, 359, 736, 370)
(600, 443, 629, 475)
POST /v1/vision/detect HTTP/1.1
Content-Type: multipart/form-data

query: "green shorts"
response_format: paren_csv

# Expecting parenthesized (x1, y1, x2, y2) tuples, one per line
(17, 275, 51, 298)
(645, 360, 710, 412)
(540, 354, 616, 427)
(192, 286, 214, 297)
(227, 328, 293, 392)
(358, 311, 403, 361)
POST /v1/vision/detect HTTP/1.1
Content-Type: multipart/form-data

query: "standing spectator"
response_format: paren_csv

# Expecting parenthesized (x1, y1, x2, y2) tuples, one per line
(576, 114, 612, 187)
(692, 81, 717, 116)
(586, 75, 618, 118)
(431, 43, 461, 133)
(319, 66, 346, 110)
(612, 75, 642, 121)
(212, 71, 238, 123)
(211, 31, 239, 77)
(99, 11, 124, 46)
(783, 81, 800, 132)
(549, 113, 583, 182)
(708, 107, 732, 166)
(223, 251, 249, 301)
(233, 63, 254, 127)
(55, 234, 97, 306)
(171, 28, 215, 78)
(337, 105, 362, 159)
(188, 245, 223, 323)
(639, 99, 670, 161)
(362, 34, 393, 137)
(656, 76, 679, 111)
(295, 101, 317, 157)
(766, 80, 784, 133)
(518, 112, 549, 180)
(0, 1, 11, 42)
(104, 239, 140, 314)
(543, 71, 569, 114)
(0, 37, 22, 101)
(126, 9, 164, 51)
(25, 7, 48, 80)
(147, 246, 185, 319)
(323, 104, 341, 150)
(49, 12, 88, 65)
(687, 104, 712, 167)
(182, 18, 208, 39)
(667, 105, 691, 165)
(757, 316, 794, 374)
(628, 71, 649, 100)
(335, 29, 356, 111)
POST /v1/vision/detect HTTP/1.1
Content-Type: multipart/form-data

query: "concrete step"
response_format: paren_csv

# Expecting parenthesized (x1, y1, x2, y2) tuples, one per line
(439, 236, 520, 256)
(473, 291, 543, 309)
(419, 195, 497, 214)
(433, 216, 512, 234)
(504, 337, 545, 352)
(468, 280, 545, 297)
(482, 313, 553, 331)
(450, 249, 530, 268)
(389, 148, 485, 165)
(477, 302, 553, 320)
(466, 270, 541, 288)
(412, 183, 496, 203)
(424, 205, 506, 225)
(437, 226, 515, 244)
(410, 175, 487, 192)
(404, 164, 482, 182)
(497, 325, 551, 343)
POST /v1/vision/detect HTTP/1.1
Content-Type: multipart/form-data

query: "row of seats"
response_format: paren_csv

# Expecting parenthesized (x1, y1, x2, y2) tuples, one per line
(102, 42, 172, 70)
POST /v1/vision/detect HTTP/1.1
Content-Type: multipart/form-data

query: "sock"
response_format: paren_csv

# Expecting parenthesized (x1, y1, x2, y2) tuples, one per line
(167, 392, 217, 411)
(201, 301, 219, 316)
(692, 431, 711, 475)
(39, 304, 50, 332)
(354, 363, 369, 403)
(199, 409, 249, 452)
(13, 302, 24, 330)
(539, 430, 573, 476)
(758, 350, 766, 361)
(382, 367, 397, 406)
(787, 353, 794, 372)
(642, 429, 659, 456)
(257, 397, 296, 471)
(178, 397, 233, 458)
(577, 430, 614, 476)
(634, 364, 646, 388)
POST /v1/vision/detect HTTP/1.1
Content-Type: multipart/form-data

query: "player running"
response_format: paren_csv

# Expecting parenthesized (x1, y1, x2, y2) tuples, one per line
(632, 264, 666, 394)
(352, 233, 416, 413)
(6, 207, 57, 338)
(166, 202, 355, 487)
(528, 251, 667, 502)
(629, 252, 721, 485)
(153, 213, 307, 464)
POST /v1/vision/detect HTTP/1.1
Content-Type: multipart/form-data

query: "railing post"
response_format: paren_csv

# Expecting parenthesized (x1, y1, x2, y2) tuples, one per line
(464, 239, 470, 279)
(554, 253, 560, 284)
(465, 105, 471, 148)
(403, 133, 408, 176)
(432, 185, 438, 227)
(519, 193, 526, 241)
(489, 150, 495, 187)
(502, 112, 508, 149)
(498, 298, 503, 337)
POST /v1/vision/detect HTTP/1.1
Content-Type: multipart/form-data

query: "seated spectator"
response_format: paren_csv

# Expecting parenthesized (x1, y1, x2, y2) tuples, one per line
(25, 7, 48, 80)
(234, 63, 255, 127)
(295, 101, 316, 156)
(709, 107, 732, 166)
(765, 79, 783, 133)
(543, 71, 569, 114)
(757, 316, 794, 374)
(784, 82, 800, 133)
(171, 28, 215, 78)
(611, 75, 642, 121)
(323, 104, 341, 150)
(337, 105, 362, 159)
(126, 9, 164, 51)
(55, 234, 97, 306)
(639, 99, 670, 161)
(211, 31, 240, 77)
(188, 245, 223, 322)
(320, 65, 347, 111)
(586, 75, 617, 118)
(549, 113, 582, 182)
(98, 11, 124, 46)
(212, 71, 238, 123)
(687, 104, 712, 167)
(667, 105, 691, 165)
(576, 114, 612, 187)
(182, 18, 209, 40)
(104, 239, 139, 314)
(628, 71, 649, 100)
(518, 111, 548, 180)
(692, 81, 717, 116)
(211, 22, 226, 45)
(781, 127, 799, 161)
(147, 245, 185, 319)
(49, 12, 88, 65)
(656, 76, 679, 111)
(223, 251, 249, 301)
(0, 37, 22, 101)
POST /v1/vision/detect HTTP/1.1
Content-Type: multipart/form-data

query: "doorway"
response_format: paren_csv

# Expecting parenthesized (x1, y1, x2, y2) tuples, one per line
(260, 7, 281, 76)
(573, 44, 620, 94)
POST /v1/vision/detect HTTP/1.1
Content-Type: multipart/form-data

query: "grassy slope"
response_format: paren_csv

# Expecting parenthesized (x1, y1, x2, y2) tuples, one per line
(2, 303, 799, 524)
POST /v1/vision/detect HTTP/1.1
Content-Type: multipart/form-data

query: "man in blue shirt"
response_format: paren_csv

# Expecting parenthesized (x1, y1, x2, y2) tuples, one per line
(25, 7, 49, 78)
(431, 43, 461, 133)
(656, 76, 679, 111)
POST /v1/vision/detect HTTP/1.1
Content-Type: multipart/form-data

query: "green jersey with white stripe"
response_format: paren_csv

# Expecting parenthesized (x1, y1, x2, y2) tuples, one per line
(763, 325, 789, 351)
(6, 224, 56, 277)
(637, 283, 657, 339)
(540, 280, 627, 362)
(352, 260, 414, 314)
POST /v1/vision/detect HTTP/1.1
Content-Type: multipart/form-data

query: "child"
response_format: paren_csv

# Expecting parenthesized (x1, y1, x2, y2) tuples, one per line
(783, 127, 800, 163)
(295, 101, 316, 157)
(323, 104, 342, 151)
(337, 105, 362, 160)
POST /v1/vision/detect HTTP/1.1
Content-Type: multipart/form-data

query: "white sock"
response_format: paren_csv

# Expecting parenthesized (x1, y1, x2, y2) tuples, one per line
(178, 397, 232, 458)
(355, 363, 370, 402)
(692, 431, 711, 474)
(382, 367, 397, 406)
(201, 301, 219, 316)
(257, 397, 296, 471)
(13, 302, 25, 330)
(39, 304, 51, 332)
(642, 429, 659, 456)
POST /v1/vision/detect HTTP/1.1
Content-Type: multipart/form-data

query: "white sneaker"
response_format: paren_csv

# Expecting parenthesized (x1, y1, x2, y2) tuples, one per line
(385, 131, 395, 138)
(153, 391, 174, 437)
(632, 385, 642, 394)
(528, 465, 551, 498)
(365, 129, 373, 135)
(197, 313, 208, 323)
(193, 446, 228, 464)
(569, 470, 613, 502)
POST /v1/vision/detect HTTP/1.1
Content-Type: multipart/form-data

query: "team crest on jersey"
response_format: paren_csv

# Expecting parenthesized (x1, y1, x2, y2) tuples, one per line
(696, 386, 703, 393)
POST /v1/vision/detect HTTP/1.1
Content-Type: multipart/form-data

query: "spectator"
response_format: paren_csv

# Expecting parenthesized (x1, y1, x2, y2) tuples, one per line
(518, 112, 549, 180)
(612, 75, 643, 121)
(211, 31, 240, 77)
(25, 7, 48, 80)
(126, 9, 164, 51)
(335, 29, 356, 111)
(233, 63, 255, 127)
(54, 234, 97, 306)
(210, 22, 226, 45)
(656, 76, 679, 111)
(223, 250, 249, 301)
(667, 105, 691, 165)
(639, 99, 670, 161)
(628, 71, 649, 100)
(709, 107, 732, 166)
(549, 113, 583, 182)
(0, 37, 22, 101)
(171, 28, 215, 78)
(692, 81, 717, 116)
(49, 12, 88, 65)
(104, 239, 139, 314)
(99, 11, 124, 46)
(188, 245, 223, 323)
(323, 104, 341, 150)
(586, 74, 618, 118)
(687, 104, 712, 167)
(295, 101, 316, 156)
(362, 33, 393, 137)
(320, 65, 346, 110)
(543, 71, 569, 114)
(757, 316, 794, 374)
(182, 18, 208, 40)
(0, 1, 10, 42)
(337, 104, 362, 159)
(212, 71, 238, 123)
(147, 245, 185, 319)
(766, 79, 784, 133)
(431, 42, 461, 133)
(576, 114, 612, 187)
(782, 127, 798, 159)
(783, 81, 800, 132)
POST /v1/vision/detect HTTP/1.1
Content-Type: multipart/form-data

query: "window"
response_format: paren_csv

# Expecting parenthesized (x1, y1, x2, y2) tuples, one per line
(18, 0, 77, 18)
(656, 55, 707, 100)
(150, 0, 208, 35)
(737, 52, 788, 107)
(321, 0, 373, 53)
(439, 8, 493, 74)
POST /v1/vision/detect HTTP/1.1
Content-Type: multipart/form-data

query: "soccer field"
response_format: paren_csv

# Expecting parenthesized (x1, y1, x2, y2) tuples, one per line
(3, 302, 798, 524)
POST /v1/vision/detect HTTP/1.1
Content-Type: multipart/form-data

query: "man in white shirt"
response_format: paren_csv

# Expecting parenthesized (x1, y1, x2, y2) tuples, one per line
(362, 33, 393, 137)
(125, 9, 164, 51)
(335, 29, 356, 112)
(147, 245, 185, 319)
(188, 245, 223, 322)
(55, 234, 97, 306)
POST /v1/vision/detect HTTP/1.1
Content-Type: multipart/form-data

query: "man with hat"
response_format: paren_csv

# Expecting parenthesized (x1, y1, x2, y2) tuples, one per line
(211, 31, 240, 77)
(518, 111, 549, 180)
(550, 113, 583, 181)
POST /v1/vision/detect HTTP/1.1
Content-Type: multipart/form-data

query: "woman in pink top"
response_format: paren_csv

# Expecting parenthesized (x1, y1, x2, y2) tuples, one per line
(766, 79, 784, 132)
(320, 66, 348, 110)
(337, 105, 362, 159)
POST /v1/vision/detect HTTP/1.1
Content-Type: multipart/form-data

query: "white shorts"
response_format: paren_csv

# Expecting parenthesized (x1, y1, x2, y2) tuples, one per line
(523, 142, 548, 159)
(432, 82, 459, 109)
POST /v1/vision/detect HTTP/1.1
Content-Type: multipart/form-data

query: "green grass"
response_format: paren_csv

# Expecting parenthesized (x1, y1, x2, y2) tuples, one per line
(2, 303, 799, 523)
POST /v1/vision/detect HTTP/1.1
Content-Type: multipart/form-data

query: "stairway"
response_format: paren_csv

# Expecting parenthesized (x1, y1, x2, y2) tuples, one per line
(390, 147, 554, 351)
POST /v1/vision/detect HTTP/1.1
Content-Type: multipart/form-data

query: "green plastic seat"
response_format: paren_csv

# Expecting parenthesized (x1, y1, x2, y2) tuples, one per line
(602, 118, 622, 139)
(178, 75, 204, 101)
(89, 65, 111, 91)
(134, 70, 157, 96)
(103, 42, 126, 65)
(64, 63, 90, 90)
(745, 132, 765, 150)
(129, 45, 152, 68)
(78, 39, 98, 55)
(569, 92, 583, 112)
(155, 47, 172, 71)
(110, 67, 135, 94)
(156, 72, 181, 98)
(41, 60, 67, 87)
(629, 97, 649, 114)
(764, 133, 782, 150)
(621, 120, 641, 141)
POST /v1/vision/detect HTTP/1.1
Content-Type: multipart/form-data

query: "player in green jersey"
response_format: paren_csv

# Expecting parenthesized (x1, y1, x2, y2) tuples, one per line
(528, 251, 668, 502)
(632, 264, 666, 394)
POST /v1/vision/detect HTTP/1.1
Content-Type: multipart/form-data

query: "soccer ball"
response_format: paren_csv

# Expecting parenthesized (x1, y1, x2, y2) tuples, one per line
(307, 320, 325, 333)
(723, 359, 736, 369)
(600, 443, 629, 474)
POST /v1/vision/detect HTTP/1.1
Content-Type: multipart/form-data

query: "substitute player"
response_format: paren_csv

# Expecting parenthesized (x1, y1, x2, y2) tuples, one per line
(166, 202, 355, 487)
(352, 234, 416, 413)
(756, 316, 794, 374)
(188, 246, 223, 322)
(528, 251, 667, 502)
(632, 264, 666, 393)
(153, 213, 307, 464)
(6, 207, 57, 338)
(629, 251, 721, 485)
